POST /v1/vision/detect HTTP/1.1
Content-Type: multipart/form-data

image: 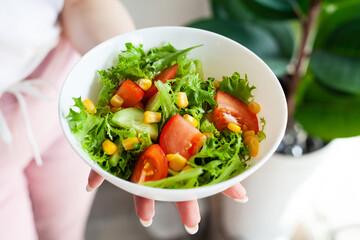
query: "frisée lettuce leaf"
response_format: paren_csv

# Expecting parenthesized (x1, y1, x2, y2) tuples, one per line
(219, 72, 255, 104)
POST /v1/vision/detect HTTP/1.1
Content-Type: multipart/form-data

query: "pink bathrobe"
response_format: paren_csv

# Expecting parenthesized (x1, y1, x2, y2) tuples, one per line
(0, 37, 95, 240)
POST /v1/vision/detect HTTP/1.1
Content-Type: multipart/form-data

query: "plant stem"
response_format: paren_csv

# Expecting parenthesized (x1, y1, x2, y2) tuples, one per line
(286, 0, 321, 121)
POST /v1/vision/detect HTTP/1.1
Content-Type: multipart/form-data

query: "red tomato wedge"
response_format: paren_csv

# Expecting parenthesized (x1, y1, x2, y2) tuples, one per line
(159, 114, 205, 159)
(116, 79, 144, 108)
(130, 144, 168, 184)
(143, 64, 178, 98)
(213, 91, 259, 133)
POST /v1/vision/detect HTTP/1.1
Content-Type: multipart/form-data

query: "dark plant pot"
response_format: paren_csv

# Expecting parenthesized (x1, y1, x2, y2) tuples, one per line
(276, 121, 328, 157)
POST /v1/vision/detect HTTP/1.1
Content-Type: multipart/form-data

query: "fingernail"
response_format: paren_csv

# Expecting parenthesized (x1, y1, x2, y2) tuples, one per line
(86, 184, 93, 192)
(234, 195, 248, 203)
(184, 224, 199, 235)
(139, 218, 152, 227)
(234, 196, 249, 203)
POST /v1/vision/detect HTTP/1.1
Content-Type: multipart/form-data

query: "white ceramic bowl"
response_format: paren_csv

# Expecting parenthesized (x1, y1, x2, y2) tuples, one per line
(59, 26, 287, 201)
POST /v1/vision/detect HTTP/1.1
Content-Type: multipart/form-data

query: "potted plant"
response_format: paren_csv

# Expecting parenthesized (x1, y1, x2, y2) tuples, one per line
(187, 0, 360, 239)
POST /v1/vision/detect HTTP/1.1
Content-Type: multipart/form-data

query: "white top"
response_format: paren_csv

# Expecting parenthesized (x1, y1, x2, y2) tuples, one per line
(0, 0, 64, 166)
(0, 0, 64, 93)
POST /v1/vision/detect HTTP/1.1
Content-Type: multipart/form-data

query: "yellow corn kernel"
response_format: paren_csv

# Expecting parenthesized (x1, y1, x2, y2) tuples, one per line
(138, 79, 152, 91)
(183, 114, 198, 128)
(122, 137, 139, 150)
(242, 124, 248, 132)
(110, 94, 124, 108)
(243, 135, 257, 146)
(203, 133, 214, 139)
(83, 99, 96, 114)
(214, 80, 220, 89)
(182, 164, 194, 171)
(248, 137, 259, 157)
(227, 123, 241, 133)
(166, 153, 188, 172)
(243, 130, 255, 138)
(102, 139, 118, 155)
(176, 92, 189, 108)
(143, 111, 161, 123)
(248, 101, 261, 114)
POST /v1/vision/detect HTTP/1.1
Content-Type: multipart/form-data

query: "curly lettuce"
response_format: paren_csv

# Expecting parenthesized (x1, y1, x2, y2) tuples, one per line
(219, 72, 255, 104)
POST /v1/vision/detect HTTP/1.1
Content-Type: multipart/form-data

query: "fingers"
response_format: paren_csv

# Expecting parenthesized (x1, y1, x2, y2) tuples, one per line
(134, 197, 201, 234)
(222, 182, 248, 203)
(175, 200, 201, 235)
(134, 196, 155, 227)
(86, 169, 105, 192)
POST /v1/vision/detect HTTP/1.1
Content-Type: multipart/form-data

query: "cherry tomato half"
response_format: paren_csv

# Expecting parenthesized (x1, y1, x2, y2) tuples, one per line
(213, 91, 259, 133)
(130, 144, 168, 184)
(159, 114, 205, 159)
(116, 79, 144, 108)
(143, 63, 178, 98)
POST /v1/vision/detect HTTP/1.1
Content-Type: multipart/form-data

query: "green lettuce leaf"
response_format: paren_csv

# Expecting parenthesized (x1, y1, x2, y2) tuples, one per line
(189, 131, 249, 186)
(143, 168, 203, 189)
(66, 97, 87, 134)
(219, 72, 255, 104)
(96, 70, 118, 107)
(154, 80, 179, 129)
(179, 74, 217, 109)
(144, 44, 203, 77)
(200, 119, 221, 137)
(115, 43, 147, 80)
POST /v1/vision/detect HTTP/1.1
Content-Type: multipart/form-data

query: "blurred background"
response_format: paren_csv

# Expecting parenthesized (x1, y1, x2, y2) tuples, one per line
(86, 0, 360, 239)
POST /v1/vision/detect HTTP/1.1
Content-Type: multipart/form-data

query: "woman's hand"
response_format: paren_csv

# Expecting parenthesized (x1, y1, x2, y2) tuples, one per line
(86, 170, 247, 234)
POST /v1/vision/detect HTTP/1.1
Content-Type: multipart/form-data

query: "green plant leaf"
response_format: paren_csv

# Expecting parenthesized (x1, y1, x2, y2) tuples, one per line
(321, 18, 360, 58)
(187, 18, 293, 77)
(257, 21, 294, 59)
(310, 50, 360, 94)
(188, 19, 279, 56)
(262, 57, 290, 77)
(314, 2, 360, 50)
(240, 0, 298, 20)
(294, 73, 360, 140)
(212, 0, 255, 22)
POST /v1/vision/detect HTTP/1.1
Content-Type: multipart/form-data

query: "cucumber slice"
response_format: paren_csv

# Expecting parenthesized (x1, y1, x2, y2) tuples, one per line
(109, 147, 122, 167)
(145, 92, 161, 112)
(112, 108, 158, 140)
(108, 139, 123, 167)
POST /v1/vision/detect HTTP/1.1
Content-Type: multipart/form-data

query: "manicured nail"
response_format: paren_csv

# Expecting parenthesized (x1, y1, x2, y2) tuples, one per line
(234, 196, 248, 203)
(86, 184, 93, 192)
(184, 224, 199, 235)
(139, 218, 152, 227)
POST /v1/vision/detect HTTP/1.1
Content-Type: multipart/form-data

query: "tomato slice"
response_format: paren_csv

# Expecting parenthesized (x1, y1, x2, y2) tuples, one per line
(143, 64, 178, 98)
(159, 114, 205, 159)
(116, 79, 144, 108)
(213, 91, 259, 133)
(130, 144, 168, 184)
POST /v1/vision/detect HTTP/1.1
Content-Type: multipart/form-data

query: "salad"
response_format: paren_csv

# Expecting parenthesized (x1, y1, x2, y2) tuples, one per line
(67, 42, 265, 189)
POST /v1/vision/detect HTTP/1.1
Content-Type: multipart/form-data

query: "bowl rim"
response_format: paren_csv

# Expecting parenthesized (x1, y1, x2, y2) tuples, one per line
(58, 26, 287, 201)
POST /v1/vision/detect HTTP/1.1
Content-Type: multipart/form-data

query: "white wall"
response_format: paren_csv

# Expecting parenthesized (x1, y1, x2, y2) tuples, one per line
(121, 0, 211, 29)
